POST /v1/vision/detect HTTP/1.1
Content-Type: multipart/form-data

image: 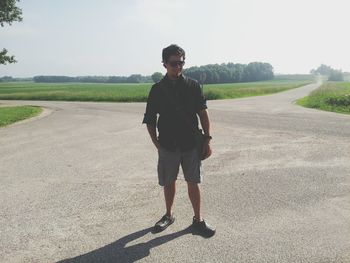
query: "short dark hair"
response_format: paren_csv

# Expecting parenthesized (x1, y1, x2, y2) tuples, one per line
(162, 44, 185, 63)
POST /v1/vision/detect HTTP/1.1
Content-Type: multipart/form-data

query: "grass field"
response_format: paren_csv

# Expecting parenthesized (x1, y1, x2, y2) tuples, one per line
(0, 79, 313, 102)
(203, 80, 312, 100)
(297, 82, 350, 114)
(0, 106, 43, 127)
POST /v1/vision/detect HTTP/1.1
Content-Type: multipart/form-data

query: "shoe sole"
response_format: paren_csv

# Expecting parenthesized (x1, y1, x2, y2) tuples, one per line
(191, 224, 216, 238)
(153, 217, 175, 232)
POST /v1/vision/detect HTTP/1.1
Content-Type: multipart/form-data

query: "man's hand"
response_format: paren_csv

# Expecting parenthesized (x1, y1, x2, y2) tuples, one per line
(146, 124, 161, 150)
(201, 140, 212, 160)
(198, 109, 212, 160)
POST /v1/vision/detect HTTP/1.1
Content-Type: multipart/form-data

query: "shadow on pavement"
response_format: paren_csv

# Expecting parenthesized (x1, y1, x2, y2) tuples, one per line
(57, 226, 192, 263)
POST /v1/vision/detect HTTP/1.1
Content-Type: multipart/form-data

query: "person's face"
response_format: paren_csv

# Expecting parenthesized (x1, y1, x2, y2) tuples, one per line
(164, 54, 185, 79)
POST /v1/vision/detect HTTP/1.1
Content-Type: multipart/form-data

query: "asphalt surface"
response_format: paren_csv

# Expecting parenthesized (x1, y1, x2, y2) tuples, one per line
(0, 82, 349, 263)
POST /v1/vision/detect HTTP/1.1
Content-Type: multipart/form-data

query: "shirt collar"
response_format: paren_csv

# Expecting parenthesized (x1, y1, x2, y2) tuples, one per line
(163, 73, 186, 84)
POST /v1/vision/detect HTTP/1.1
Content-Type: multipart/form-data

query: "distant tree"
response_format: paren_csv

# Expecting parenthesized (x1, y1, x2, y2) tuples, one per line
(151, 72, 163, 83)
(126, 74, 142, 83)
(242, 62, 273, 82)
(231, 63, 245, 82)
(328, 70, 344, 81)
(79, 76, 108, 83)
(184, 62, 273, 84)
(33, 74, 153, 83)
(33, 76, 76, 83)
(311, 64, 344, 81)
(216, 64, 232, 83)
(0, 0, 23, 65)
(0, 75, 13, 82)
(311, 64, 334, 76)
(108, 76, 128, 83)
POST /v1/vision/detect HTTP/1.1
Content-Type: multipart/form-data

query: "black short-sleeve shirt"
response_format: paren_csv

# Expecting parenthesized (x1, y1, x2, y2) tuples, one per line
(142, 74, 207, 152)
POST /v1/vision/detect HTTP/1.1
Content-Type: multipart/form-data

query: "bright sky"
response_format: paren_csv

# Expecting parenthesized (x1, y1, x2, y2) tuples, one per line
(1, 0, 349, 77)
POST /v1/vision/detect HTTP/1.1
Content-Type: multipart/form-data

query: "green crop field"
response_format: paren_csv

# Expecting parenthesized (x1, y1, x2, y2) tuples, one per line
(297, 81, 350, 114)
(0, 78, 313, 103)
(203, 79, 312, 100)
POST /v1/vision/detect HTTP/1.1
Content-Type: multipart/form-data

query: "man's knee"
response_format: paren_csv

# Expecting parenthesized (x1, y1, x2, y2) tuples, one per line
(187, 181, 200, 189)
(164, 180, 176, 188)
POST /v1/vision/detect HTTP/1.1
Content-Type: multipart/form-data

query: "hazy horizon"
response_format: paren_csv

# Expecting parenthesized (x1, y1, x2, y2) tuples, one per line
(1, 0, 349, 78)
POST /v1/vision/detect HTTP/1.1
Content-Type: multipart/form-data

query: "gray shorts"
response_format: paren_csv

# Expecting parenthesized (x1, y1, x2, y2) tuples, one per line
(157, 146, 202, 186)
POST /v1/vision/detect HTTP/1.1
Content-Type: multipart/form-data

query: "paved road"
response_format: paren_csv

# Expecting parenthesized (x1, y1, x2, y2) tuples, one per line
(1, 82, 349, 263)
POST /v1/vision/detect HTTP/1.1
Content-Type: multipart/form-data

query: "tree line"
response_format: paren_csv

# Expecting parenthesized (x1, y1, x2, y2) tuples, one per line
(29, 61, 274, 84)
(0, 76, 32, 82)
(32, 75, 153, 83)
(183, 62, 274, 84)
(2, 61, 274, 84)
(311, 64, 344, 81)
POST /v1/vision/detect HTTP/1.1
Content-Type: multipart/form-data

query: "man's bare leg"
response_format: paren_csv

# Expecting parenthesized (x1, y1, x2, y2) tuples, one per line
(188, 181, 215, 237)
(187, 182, 202, 221)
(164, 181, 176, 216)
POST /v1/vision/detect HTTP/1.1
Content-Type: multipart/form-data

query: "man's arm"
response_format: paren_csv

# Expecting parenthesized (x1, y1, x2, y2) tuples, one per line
(146, 124, 160, 150)
(198, 109, 212, 159)
(142, 85, 160, 150)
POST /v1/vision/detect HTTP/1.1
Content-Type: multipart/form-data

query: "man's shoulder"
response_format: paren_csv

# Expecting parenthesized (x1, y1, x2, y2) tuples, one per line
(150, 80, 165, 92)
(183, 75, 199, 86)
(183, 75, 201, 91)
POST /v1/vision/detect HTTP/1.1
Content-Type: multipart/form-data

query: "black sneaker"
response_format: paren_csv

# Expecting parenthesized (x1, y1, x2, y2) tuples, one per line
(153, 214, 175, 232)
(192, 217, 216, 238)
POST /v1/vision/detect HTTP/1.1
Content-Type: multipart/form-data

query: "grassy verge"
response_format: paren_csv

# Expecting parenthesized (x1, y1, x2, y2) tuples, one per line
(0, 79, 312, 102)
(0, 106, 43, 127)
(297, 82, 350, 114)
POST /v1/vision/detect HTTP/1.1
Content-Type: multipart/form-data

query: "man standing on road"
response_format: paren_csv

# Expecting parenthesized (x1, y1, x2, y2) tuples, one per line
(142, 44, 215, 237)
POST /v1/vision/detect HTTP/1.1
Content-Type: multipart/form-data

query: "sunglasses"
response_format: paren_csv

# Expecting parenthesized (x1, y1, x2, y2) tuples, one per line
(168, 60, 185, 67)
